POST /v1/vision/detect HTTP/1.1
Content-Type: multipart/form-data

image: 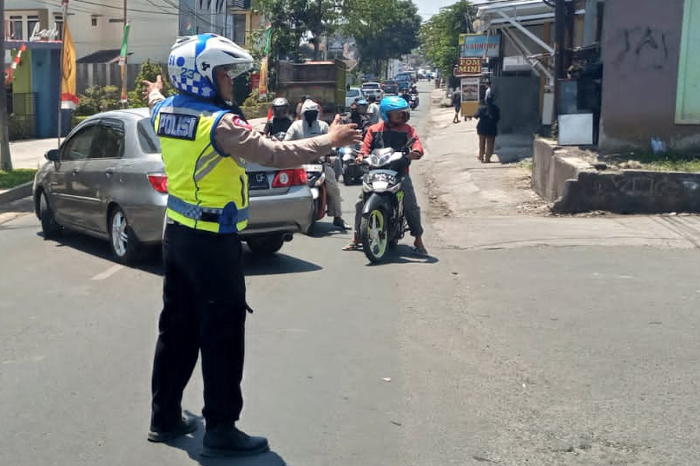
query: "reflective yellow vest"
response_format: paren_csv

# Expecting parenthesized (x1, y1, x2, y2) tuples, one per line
(153, 95, 248, 234)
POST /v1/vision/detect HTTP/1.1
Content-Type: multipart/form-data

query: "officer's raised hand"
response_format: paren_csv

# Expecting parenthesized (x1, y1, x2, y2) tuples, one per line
(328, 114, 362, 147)
(142, 75, 163, 100)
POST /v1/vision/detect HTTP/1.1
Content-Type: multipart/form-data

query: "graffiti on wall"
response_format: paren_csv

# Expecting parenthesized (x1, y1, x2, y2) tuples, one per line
(591, 174, 699, 198)
(611, 27, 670, 71)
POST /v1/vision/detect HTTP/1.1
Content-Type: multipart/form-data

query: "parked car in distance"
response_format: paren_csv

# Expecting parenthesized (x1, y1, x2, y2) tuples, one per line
(345, 87, 362, 109)
(382, 80, 399, 95)
(33, 108, 313, 264)
(361, 82, 383, 100)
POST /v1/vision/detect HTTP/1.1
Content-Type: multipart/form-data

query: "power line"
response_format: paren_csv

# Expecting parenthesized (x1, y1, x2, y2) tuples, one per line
(73, 0, 180, 16)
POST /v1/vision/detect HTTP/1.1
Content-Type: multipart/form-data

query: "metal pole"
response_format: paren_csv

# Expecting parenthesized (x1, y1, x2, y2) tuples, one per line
(122, 0, 127, 108)
(553, 0, 565, 123)
(0, 0, 14, 170)
(57, 0, 68, 147)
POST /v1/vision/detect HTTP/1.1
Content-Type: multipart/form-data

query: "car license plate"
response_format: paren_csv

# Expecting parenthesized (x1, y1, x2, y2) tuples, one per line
(306, 164, 323, 172)
(248, 172, 269, 190)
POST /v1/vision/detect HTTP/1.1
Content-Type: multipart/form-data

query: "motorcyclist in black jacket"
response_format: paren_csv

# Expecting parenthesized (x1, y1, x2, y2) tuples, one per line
(263, 97, 294, 138)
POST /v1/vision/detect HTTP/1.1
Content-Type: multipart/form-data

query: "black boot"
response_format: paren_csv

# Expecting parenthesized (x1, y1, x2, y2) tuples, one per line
(148, 417, 197, 443)
(202, 425, 269, 457)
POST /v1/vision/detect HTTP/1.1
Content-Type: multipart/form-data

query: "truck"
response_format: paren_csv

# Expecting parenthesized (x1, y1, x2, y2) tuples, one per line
(276, 60, 347, 123)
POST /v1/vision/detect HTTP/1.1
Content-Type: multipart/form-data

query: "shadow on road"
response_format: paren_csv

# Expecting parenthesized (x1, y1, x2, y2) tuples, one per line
(161, 412, 291, 466)
(363, 244, 439, 266)
(39, 231, 322, 277)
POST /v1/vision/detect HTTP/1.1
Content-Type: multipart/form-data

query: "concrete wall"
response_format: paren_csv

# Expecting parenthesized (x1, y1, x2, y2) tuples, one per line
(599, 0, 700, 151)
(492, 76, 541, 135)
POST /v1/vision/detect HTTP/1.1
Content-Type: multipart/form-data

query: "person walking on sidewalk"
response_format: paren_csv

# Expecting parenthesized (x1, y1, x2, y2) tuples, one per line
(451, 87, 461, 124)
(142, 33, 360, 458)
(473, 95, 500, 163)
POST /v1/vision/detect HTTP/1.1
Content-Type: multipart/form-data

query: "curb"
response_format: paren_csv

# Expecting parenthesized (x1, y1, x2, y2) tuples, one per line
(0, 181, 33, 205)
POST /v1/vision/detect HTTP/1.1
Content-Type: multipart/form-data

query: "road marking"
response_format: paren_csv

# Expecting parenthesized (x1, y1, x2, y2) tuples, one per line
(91, 264, 124, 281)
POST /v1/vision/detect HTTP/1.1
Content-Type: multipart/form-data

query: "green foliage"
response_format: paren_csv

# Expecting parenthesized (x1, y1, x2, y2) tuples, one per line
(419, 0, 476, 78)
(128, 59, 176, 108)
(76, 85, 121, 116)
(8, 114, 33, 141)
(342, 0, 422, 76)
(255, 0, 342, 61)
(0, 168, 37, 188)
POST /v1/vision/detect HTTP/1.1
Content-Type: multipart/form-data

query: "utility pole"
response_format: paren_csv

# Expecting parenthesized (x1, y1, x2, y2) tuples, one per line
(122, 0, 127, 108)
(0, 0, 14, 171)
(553, 0, 566, 125)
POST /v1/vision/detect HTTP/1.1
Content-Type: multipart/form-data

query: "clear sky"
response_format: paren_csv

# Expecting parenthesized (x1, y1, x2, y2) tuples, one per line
(415, 0, 456, 20)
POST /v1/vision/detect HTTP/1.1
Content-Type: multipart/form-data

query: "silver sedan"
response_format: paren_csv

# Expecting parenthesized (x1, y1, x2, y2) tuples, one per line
(33, 108, 313, 264)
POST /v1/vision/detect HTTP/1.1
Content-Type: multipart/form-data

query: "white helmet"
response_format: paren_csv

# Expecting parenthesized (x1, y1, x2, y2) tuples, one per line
(167, 33, 253, 100)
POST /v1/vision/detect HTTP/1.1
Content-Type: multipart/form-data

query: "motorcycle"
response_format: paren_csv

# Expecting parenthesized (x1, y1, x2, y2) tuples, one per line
(358, 138, 415, 263)
(339, 145, 367, 185)
(409, 94, 419, 110)
(302, 160, 328, 234)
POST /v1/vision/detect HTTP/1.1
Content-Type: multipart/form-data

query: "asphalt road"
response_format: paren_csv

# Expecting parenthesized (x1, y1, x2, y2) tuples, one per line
(1, 85, 700, 466)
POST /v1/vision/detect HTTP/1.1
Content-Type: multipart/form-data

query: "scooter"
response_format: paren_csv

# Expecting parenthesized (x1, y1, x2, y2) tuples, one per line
(409, 94, 419, 110)
(302, 160, 327, 234)
(339, 145, 367, 185)
(358, 138, 415, 263)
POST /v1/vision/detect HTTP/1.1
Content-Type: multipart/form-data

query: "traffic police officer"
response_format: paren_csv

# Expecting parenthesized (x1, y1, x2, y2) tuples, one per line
(143, 34, 360, 457)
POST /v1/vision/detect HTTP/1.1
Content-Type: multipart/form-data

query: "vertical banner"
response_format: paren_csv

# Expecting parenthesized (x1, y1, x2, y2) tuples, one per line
(258, 23, 272, 98)
(119, 22, 131, 104)
(6, 44, 26, 85)
(60, 22, 78, 109)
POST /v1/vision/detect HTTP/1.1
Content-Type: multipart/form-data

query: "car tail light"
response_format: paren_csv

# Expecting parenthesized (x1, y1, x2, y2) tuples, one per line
(147, 173, 168, 193)
(272, 168, 307, 188)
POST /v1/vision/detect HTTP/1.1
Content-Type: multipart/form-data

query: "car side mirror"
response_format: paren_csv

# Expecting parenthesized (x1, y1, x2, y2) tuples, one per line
(46, 149, 60, 162)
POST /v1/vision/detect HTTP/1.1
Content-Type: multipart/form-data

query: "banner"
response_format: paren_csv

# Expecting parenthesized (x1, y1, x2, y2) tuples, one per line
(119, 22, 131, 103)
(258, 57, 268, 96)
(5, 44, 26, 85)
(460, 77, 480, 102)
(60, 23, 79, 110)
(459, 34, 500, 59)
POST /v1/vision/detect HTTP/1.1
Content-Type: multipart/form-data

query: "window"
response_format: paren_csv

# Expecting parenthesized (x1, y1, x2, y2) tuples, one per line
(347, 90, 359, 98)
(10, 16, 23, 40)
(62, 125, 100, 161)
(137, 119, 161, 154)
(27, 15, 39, 38)
(91, 16, 98, 27)
(232, 14, 246, 46)
(54, 15, 63, 40)
(88, 122, 125, 159)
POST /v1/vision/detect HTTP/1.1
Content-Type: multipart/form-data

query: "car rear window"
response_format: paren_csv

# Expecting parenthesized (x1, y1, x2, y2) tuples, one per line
(363, 83, 380, 89)
(137, 118, 161, 153)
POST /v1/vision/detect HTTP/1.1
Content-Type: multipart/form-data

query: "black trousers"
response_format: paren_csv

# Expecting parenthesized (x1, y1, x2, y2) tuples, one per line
(150, 222, 248, 431)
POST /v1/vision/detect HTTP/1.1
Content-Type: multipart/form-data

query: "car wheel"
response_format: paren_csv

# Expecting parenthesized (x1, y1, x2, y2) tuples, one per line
(247, 234, 285, 255)
(109, 206, 141, 264)
(39, 191, 62, 239)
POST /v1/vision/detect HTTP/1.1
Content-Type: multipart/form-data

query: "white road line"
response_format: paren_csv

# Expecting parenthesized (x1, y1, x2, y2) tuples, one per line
(91, 264, 124, 281)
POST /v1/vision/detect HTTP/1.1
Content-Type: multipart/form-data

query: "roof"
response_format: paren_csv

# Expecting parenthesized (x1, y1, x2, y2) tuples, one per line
(77, 49, 121, 64)
(477, 0, 585, 29)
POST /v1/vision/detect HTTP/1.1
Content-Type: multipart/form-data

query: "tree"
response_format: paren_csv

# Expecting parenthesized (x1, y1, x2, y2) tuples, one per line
(128, 59, 176, 108)
(342, 0, 422, 76)
(419, 0, 476, 79)
(255, 0, 341, 61)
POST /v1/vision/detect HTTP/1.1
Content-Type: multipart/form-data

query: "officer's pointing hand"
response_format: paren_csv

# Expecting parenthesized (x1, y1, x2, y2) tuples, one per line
(329, 115, 362, 147)
(142, 75, 164, 99)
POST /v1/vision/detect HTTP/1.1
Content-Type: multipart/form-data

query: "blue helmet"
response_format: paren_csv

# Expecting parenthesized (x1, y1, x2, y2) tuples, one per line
(379, 96, 410, 123)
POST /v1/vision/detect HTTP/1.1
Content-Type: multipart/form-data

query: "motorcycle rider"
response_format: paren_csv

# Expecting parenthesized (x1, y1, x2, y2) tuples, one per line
(142, 34, 360, 457)
(263, 97, 293, 137)
(366, 95, 380, 125)
(342, 96, 427, 255)
(285, 99, 350, 230)
(401, 88, 411, 104)
(347, 98, 371, 136)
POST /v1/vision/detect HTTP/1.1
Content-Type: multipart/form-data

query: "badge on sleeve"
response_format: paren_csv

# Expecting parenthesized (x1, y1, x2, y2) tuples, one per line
(232, 116, 252, 131)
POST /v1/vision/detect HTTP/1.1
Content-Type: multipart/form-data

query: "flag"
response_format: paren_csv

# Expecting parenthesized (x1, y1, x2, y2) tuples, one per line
(258, 57, 268, 96)
(60, 23, 78, 110)
(264, 23, 272, 56)
(119, 22, 131, 103)
(5, 44, 26, 85)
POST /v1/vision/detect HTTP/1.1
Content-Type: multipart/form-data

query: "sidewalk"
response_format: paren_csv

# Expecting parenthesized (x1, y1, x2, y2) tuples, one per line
(412, 88, 700, 251)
